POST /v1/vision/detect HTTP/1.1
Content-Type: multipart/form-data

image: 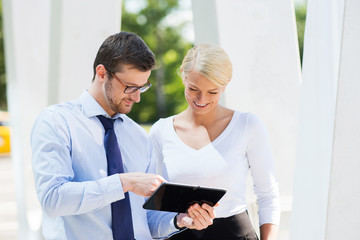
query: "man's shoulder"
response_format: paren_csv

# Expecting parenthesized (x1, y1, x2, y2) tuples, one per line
(47, 99, 79, 112)
(121, 114, 148, 136)
(36, 99, 81, 124)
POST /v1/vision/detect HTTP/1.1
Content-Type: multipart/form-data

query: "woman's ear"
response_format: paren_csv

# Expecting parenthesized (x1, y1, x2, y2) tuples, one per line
(222, 79, 231, 92)
(181, 76, 186, 85)
(179, 67, 186, 84)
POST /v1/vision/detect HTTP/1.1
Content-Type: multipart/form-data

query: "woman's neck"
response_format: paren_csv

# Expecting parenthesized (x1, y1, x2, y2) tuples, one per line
(183, 105, 226, 127)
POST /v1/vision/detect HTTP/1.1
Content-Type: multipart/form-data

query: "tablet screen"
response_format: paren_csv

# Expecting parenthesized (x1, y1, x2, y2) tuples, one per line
(143, 182, 226, 213)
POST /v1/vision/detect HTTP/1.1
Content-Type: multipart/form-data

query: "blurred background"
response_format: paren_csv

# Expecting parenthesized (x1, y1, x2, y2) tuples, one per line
(0, 0, 301, 238)
(1, 0, 359, 239)
(0, 0, 307, 125)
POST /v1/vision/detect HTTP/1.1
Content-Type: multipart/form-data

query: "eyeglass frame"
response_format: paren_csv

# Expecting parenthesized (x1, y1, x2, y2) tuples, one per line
(104, 66, 152, 94)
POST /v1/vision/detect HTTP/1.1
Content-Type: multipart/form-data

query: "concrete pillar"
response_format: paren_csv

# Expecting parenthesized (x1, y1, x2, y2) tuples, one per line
(290, 0, 342, 238)
(291, 0, 360, 239)
(327, 1, 360, 237)
(2, 0, 121, 238)
(192, 1, 301, 238)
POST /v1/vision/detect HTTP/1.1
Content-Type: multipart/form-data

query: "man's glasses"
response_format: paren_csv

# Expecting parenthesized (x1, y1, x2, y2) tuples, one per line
(105, 67, 152, 94)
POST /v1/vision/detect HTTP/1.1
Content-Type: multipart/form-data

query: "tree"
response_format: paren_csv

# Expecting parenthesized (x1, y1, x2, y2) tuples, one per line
(0, 1, 307, 113)
(0, 0, 7, 110)
(295, 2, 307, 65)
(122, 0, 192, 123)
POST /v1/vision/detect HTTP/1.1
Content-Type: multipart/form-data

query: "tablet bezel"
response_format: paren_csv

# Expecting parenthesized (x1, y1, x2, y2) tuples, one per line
(142, 182, 226, 213)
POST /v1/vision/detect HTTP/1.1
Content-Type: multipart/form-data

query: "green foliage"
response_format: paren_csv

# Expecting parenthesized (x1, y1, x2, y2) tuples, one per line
(295, 3, 307, 65)
(122, 0, 192, 123)
(0, 1, 308, 113)
(0, 0, 7, 110)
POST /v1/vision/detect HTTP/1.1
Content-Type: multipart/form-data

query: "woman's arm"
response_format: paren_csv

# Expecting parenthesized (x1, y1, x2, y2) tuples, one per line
(260, 223, 278, 240)
(246, 114, 280, 238)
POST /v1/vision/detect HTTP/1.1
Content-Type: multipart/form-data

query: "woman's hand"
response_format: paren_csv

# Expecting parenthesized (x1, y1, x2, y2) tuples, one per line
(175, 203, 217, 230)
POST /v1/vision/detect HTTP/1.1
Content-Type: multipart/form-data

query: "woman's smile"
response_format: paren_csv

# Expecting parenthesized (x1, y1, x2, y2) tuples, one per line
(193, 101, 209, 108)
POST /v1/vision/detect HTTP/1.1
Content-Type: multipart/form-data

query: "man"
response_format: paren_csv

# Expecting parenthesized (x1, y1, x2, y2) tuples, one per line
(31, 32, 215, 240)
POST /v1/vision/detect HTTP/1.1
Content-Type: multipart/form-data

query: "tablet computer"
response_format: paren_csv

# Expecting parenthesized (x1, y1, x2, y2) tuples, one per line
(142, 182, 226, 213)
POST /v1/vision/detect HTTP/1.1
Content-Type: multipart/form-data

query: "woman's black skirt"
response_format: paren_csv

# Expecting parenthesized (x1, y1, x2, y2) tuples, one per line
(169, 211, 259, 240)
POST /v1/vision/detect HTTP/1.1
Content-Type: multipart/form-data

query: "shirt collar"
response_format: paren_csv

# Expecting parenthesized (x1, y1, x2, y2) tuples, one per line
(79, 90, 124, 121)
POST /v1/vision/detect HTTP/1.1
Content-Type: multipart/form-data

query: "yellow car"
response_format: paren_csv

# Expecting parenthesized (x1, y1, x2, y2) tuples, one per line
(0, 111, 11, 154)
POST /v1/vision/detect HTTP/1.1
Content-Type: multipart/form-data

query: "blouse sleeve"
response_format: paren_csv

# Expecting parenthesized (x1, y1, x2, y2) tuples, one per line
(245, 113, 280, 226)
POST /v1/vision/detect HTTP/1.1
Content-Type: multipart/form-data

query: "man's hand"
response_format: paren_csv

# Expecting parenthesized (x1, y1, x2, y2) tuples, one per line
(119, 172, 165, 197)
(176, 203, 216, 230)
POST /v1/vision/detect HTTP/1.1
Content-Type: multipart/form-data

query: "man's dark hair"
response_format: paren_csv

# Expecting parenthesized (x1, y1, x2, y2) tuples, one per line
(92, 32, 155, 80)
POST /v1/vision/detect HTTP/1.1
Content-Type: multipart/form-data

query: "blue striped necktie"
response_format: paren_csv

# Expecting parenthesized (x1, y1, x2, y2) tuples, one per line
(97, 115, 135, 240)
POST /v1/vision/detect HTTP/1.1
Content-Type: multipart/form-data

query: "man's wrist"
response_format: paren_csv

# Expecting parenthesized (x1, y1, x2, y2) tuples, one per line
(118, 173, 132, 193)
(174, 213, 186, 230)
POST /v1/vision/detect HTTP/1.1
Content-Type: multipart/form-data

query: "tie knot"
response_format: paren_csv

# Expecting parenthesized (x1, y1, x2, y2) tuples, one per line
(97, 115, 115, 130)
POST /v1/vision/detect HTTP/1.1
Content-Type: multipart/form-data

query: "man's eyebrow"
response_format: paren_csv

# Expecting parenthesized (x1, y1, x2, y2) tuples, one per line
(123, 79, 148, 88)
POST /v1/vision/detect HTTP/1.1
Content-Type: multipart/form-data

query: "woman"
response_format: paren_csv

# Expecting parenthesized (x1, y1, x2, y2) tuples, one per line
(150, 44, 280, 240)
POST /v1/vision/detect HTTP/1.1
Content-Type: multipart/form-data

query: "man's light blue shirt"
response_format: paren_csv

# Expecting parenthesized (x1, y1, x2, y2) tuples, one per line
(31, 91, 178, 239)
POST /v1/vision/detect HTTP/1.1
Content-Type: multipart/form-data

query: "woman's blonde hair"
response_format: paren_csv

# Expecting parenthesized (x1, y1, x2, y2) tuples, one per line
(180, 43, 232, 87)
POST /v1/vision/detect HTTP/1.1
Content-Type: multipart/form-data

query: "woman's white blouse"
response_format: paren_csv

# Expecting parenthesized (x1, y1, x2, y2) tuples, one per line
(149, 111, 280, 226)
